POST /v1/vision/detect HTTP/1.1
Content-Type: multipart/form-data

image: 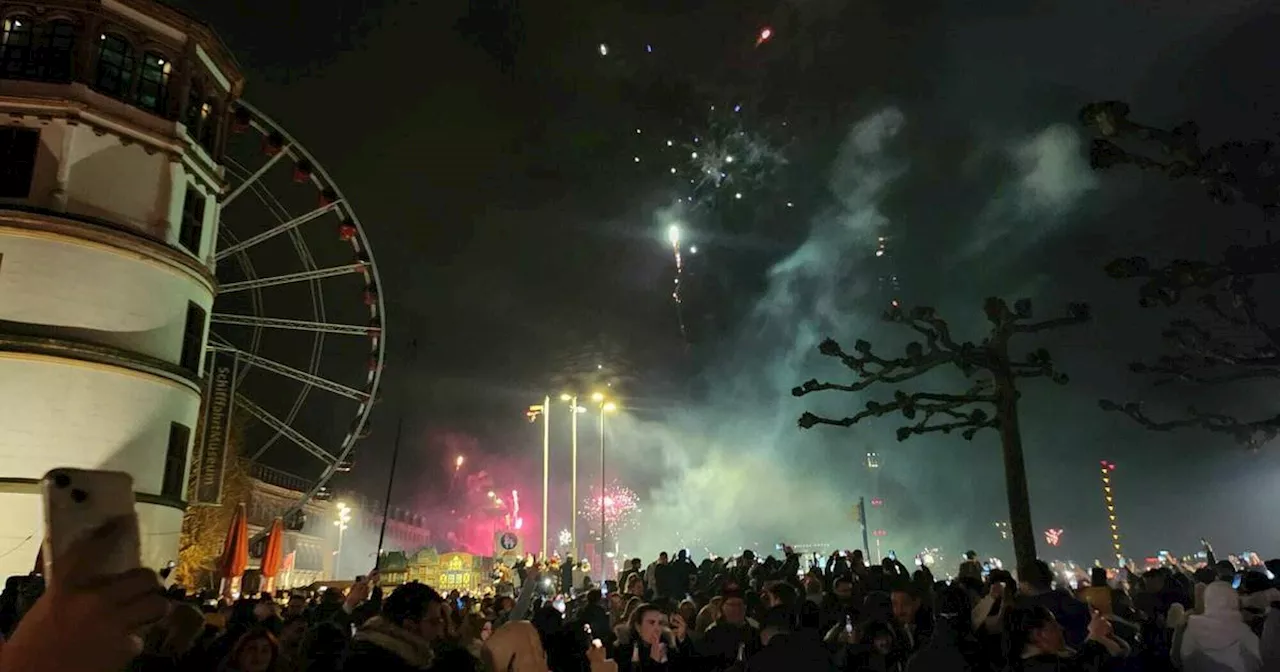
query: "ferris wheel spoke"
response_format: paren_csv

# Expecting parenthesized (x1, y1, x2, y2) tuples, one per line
(221, 146, 291, 208)
(211, 313, 377, 335)
(218, 263, 368, 294)
(220, 346, 370, 401)
(237, 394, 338, 464)
(213, 201, 343, 262)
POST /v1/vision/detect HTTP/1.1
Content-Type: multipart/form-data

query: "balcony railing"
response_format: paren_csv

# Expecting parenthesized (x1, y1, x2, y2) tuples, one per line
(248, 462, 314, 493)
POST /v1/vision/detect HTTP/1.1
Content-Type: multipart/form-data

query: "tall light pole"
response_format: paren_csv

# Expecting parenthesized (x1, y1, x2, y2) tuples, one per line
(527, 397, 551, 559)
(333, 502, 352, 580)
(592, 392, 617, 574)
(561, 393, 581, 558)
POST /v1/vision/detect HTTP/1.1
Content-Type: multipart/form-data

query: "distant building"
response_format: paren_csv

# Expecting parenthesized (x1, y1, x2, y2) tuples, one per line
(345, 492, 432, 555)
(875, 235, 901, 307)
(244, 464, 333, 588)
(0, 0, 242, 576)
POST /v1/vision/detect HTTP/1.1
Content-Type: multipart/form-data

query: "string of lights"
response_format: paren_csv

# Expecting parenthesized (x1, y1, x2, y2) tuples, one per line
(1100, 460, 1122, 563)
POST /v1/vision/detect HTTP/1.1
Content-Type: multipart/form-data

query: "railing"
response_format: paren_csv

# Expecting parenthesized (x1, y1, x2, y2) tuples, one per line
(248, 462, 314, 493)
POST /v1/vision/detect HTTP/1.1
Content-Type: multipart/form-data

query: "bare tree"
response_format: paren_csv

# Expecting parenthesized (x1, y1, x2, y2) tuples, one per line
(1081, 102, 1280, 448)
(1080, 101, 1280, 215)
(793, 298, 1090, 574)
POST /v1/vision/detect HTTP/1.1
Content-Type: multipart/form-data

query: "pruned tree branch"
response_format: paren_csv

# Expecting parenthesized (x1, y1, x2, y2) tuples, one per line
(793, 297, 1089, 442)
(1084, 101, 1280, 449)
(797, 386, 999, 441)
(1098, 399, 1280, 450)
(1079, 101, 1280, 214)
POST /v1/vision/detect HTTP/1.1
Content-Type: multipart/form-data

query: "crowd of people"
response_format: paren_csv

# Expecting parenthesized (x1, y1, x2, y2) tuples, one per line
(1, 519, 1279, 672)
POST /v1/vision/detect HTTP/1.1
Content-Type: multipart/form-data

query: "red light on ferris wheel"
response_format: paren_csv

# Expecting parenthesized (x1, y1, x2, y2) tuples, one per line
(870, 498, 884, 507)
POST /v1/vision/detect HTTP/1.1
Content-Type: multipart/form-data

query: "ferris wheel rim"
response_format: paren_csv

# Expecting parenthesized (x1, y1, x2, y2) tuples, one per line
(211, 99, 388, 513)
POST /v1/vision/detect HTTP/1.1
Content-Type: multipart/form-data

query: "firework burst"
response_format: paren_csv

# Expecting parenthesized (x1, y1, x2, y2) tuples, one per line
(633, 105, 791, 344)
(579, 482, 641, 533)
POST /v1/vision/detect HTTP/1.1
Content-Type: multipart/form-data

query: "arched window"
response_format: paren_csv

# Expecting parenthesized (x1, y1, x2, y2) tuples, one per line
(198, 100, 217, 152)
(1, 18, 76, 83)
(0, 17, 34, 80)
(38, 20, 75, 83)
(136, 51, 172, 115)
(184, 79, 219, 153)
(94, 32, 135, 99)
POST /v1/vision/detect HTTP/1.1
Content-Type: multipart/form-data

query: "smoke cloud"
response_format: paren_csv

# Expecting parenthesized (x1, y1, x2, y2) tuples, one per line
(605, 106, 1099, 563)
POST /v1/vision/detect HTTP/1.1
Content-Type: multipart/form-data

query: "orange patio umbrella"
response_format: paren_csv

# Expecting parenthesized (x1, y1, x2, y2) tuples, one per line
(218, 503, 249, 595)
(259, 517, 285, 593)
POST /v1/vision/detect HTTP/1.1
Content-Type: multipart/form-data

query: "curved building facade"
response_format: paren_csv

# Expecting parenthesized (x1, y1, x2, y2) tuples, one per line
(0, 0, 242, 575)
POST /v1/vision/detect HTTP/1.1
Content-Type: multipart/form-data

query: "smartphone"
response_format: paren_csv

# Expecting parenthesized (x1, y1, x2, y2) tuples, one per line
(888, 550, 897, 561)
(1232, 573, 1243, 590)
(160, 560, 178, 590)
(845, 615, 853, 635)
(41, 468, 139, 585)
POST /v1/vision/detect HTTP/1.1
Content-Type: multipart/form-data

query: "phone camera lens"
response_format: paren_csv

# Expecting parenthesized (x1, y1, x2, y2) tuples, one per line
(53, 473, 70, 489)
(70, 488, 88, 504)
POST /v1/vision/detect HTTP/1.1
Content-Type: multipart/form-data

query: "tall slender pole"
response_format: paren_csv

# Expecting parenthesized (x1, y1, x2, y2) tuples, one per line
(858, 496, 871, 559)
(541, 395, 550, 559)
(570, 395, 579, 559)
(599, 409, 606, 571)
(375, 338, 417, 571)
(335, 523, 345, 579)
(375, 416, 404, 569)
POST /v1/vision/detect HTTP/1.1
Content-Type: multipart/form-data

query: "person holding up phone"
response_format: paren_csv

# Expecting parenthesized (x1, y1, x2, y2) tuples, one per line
(0, 517, 168, 672)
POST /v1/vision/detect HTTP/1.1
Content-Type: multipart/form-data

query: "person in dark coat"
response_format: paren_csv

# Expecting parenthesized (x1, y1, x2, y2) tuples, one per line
(747, 606, 829, 672)
(905, 584, 984, 672)
(699, 582, 761, 667)
(342, 583, 446, 672)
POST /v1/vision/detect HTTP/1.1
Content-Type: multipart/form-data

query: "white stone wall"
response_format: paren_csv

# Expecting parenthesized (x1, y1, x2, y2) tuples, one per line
(0, 221, 213, 365)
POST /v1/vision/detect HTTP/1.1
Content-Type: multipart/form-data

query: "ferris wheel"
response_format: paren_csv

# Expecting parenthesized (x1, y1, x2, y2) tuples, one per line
(208, 100, 386, 512)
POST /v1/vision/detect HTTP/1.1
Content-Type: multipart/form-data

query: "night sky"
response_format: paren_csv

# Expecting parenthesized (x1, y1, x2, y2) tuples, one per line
(177, 0, 1280, 560)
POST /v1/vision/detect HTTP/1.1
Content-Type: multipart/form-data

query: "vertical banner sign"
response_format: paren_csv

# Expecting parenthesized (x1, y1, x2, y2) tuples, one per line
(192, 350, 238, 505)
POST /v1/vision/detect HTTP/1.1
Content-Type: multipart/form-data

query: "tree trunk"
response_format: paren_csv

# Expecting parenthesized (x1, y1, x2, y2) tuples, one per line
(996, 374, 1038, 578)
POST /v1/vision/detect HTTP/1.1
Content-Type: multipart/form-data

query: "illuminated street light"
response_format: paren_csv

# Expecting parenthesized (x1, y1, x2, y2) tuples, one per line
(333, 502, 352, 580)
(595, 395, 619, 573)
(563, 394, 580, 557)
(527, 396, 552, 558)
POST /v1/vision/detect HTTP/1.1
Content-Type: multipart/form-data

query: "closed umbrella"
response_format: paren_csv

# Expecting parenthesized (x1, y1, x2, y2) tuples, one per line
(218, 503, 249, 597)
(260, 517, 284, 594)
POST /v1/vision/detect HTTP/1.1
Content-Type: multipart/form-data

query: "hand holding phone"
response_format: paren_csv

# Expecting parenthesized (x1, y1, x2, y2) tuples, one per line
(41, 469, 140, 584)
(6, 501, 166, 672)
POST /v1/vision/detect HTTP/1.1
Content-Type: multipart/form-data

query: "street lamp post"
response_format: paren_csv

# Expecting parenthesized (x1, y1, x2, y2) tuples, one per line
(541, 396, 550, 559)
(527, 397, 552, 559)
(333, 502, 352, 580)
(591, 392, 617, 573)
(561, 394, 580, 558)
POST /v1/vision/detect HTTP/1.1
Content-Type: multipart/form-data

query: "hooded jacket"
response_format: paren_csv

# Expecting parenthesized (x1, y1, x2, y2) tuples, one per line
(342, 616, 435, 672)
(1180, 582, 1262, 672)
